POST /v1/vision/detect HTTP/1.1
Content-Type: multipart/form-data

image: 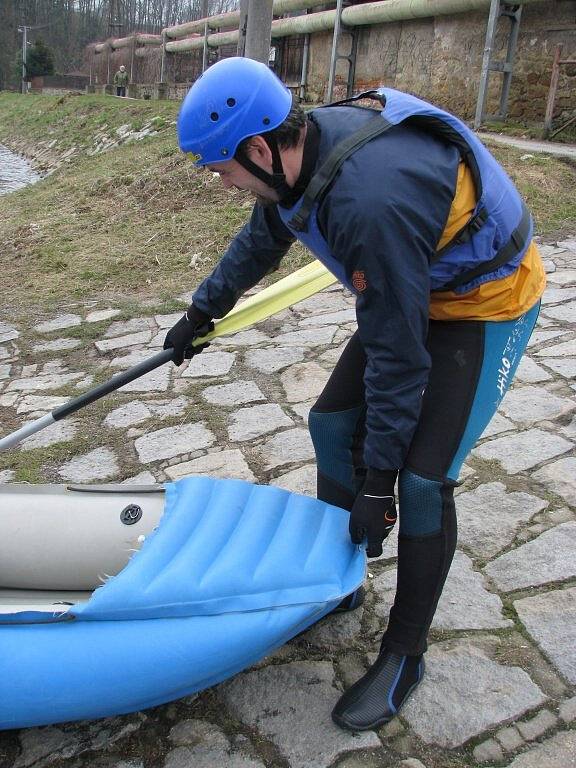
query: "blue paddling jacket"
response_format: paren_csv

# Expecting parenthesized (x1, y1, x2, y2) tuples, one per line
(192, 89, 532, 471)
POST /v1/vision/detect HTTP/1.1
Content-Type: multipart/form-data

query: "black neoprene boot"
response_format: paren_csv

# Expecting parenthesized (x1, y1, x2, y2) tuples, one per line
(331, 585, 365, 614)
(331, 646, 425, 731)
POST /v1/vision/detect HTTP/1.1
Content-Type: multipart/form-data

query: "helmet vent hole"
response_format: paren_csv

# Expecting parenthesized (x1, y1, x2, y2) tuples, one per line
(226, 98, 236, 107)
(210, 112, 219, 121)
(263, 117, 271, 125)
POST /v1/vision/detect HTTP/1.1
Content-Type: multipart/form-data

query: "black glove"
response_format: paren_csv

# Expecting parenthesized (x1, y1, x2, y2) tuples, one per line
(349, 468, 398, 558)
(163, 303, 214, 366)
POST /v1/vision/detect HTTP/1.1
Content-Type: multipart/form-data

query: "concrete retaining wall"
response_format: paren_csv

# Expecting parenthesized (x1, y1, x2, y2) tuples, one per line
(305, 2, 575, 120)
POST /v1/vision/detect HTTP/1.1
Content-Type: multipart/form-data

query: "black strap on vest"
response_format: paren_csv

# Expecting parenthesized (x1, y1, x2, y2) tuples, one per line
(288, 115, 394, 232)
(434, 201, 532, 292)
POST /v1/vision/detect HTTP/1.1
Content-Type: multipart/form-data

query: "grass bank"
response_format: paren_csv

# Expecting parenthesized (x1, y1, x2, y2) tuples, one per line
(0, 92, 575, 316)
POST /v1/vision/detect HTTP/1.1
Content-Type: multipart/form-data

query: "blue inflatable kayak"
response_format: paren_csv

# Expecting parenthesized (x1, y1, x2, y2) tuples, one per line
(0, 476, 365, 729)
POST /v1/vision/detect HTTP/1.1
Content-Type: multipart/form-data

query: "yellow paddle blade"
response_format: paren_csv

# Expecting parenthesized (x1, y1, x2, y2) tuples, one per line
(193, 260, 338, 345)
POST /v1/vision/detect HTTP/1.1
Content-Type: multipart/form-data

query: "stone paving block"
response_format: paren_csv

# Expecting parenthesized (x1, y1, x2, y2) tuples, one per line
(319, 341, 348, 364)
(34, 314, 82, 333)
(301, 608, 364, 649)
(85, 308, 121, 323)
(291, 400, 314, 422)
(559, 695, 576, 722)
(546, 268, 576, 286)
(455, 482, 547, 559)
(491, 730, 576, 767)
(401, 641, 546, 747)
(280, 362, 330, 403)
(120, 471, 157, 485)
(120, 365, 171, 393)
(399, 760, 427, 768)
(0, 363, 11, 380)
(154, 311, 183, 329)
(95, 330, 153, 352)
(0, 321, 19, 342)
(32, 338, 82, 353)
(535, 338, 576, 357)
(298, 308, 356, 327)
(373, 552, 512, 630)
(541, 286, 576, 304)
(0, 392, 18, 407)
(496, 725, 524, 752)
(228, 403, 293, 441)
(480, 411, 516, 437)
(533, 456, 576, 506)
(57, 447, 119, 482)
(540, 300, 576, 323)
(244, 346, 306, 374)
(515, 709, 556, 741)
(104, 400, 152, 428)
(484, 522, 576, 591)
(259, 428, 316, 469)
(181, 350, 235, 378)
(150, 397, 189, 418)
(103, 317, 153, 338)
(271, 464, 316, 496)
(7, 371, 85, 392)
(214, 329, 270, 347)
(20, 420, 78, 450)
(219, 661, 380, 768)
(498, 386, 575, 423)
(272, 326, 338, 347)
(527, 329, 569, 348)
(540, 357, 576, 378)
(514, 585, 576, 684)
(16, 395, 69, 413)
(14, 716, 143, 768)
(165, 719, 264, 768)
(513, 357, 553, 383)
(292, 291, 352, 316)
(135, 422, 215, 463)
(165, 449, 255, 482)
(202, 380, 266, 406)
(108, 349, 150, 369)
(473, 738, 505, 764)
(472, 429, 573, 473)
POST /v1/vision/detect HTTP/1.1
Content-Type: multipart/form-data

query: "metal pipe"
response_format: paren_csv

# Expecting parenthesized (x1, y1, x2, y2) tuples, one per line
(163, 0, 543, 54)
(164, 0, 328, 39)
(299, 33, 310, 101)
(160, 30, 167, 82)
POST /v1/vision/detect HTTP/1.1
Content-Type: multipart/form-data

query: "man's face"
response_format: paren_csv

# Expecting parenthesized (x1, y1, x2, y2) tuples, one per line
(206, 143, 279, 206)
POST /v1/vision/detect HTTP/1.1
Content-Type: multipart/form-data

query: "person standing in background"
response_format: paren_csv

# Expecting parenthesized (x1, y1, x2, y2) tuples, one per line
(114, 65, 128, 97)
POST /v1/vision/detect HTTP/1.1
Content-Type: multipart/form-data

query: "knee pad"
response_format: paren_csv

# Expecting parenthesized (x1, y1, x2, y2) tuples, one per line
(399, 470, 455, 537)
(308, 405, 365, 495)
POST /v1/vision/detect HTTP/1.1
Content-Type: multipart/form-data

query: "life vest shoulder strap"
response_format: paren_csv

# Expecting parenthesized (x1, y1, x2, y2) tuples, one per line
(288, 113, 394, 233)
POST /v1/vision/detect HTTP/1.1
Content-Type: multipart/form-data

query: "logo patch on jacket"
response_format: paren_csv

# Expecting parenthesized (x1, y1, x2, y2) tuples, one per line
(352, 270, 367, 292)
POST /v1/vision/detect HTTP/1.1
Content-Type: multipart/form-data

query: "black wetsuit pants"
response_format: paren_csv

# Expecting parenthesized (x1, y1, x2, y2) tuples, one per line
(308, 304, 539, 656)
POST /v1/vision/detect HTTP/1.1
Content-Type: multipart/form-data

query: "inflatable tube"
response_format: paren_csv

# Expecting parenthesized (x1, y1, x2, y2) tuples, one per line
(0, 476, 365, 729)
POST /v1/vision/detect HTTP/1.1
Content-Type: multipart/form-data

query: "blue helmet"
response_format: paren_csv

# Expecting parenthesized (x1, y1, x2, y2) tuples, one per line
(177, 57, 293, 166)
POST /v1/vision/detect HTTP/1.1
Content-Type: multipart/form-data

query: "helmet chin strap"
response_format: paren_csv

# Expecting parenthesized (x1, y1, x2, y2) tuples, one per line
(235, 134, 293, 201)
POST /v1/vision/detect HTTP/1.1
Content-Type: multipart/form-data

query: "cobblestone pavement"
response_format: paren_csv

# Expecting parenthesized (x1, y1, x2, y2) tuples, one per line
(0, 237, 575, 768)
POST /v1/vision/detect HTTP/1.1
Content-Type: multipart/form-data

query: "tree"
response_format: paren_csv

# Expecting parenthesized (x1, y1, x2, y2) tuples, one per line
(25, 37, 55, 79)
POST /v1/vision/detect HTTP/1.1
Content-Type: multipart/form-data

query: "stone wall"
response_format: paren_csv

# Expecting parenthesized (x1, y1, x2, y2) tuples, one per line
(306, 1, 575, 122)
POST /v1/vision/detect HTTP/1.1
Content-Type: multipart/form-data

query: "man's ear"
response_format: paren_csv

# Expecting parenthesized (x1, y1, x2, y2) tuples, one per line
(245, 135, 273, 166)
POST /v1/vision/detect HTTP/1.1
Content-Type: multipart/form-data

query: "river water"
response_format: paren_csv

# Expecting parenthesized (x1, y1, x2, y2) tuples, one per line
(0, 144, 40, 195)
